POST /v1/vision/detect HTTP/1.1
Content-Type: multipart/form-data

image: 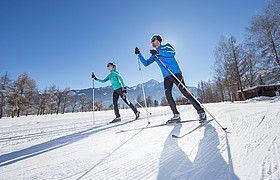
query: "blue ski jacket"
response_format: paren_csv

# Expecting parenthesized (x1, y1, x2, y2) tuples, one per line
(138, 43, 182, 78)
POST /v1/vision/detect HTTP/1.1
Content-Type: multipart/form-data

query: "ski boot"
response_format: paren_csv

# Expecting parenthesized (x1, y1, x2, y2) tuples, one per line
(135, 111, 140, 120)
(166, 114, 181, 124)
(110, 117, 121, 123)
(199, 112, 207, 124)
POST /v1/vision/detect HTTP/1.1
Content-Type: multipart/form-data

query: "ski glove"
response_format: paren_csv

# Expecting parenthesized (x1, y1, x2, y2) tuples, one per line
(135, 47, 140, 55)
(150, 49, 159, 56)
(91, 72, 97, 80)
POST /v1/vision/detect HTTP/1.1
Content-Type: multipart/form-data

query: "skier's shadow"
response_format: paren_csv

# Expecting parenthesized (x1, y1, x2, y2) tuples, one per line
(157, 124, 239, 180)
(157, 124, 193, 180)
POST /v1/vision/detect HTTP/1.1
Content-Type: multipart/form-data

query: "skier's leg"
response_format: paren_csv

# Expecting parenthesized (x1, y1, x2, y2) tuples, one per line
(116, 88, 140, 119)
(113, 90, 120, 118)
(174, 73, 205, 114)
(164, 76, 179, 115)
(119, 90, 138, 114)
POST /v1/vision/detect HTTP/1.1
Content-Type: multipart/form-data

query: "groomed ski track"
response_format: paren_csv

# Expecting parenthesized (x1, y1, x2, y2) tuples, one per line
(0, 97, 280, 179)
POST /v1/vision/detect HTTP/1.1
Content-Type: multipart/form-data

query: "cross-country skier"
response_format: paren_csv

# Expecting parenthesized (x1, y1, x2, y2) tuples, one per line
(135, 35, 206, 124)
(92, 62, 140, 123)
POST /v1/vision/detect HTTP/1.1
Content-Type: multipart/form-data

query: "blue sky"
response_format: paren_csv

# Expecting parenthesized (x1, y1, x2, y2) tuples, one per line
(0, 0, 268, 90)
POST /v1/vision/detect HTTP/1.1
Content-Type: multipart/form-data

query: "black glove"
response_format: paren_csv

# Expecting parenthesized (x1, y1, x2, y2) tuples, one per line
(122, 87, 127, 94)
(91, 72, 97, 80)
(135, 47, 140, 55)
(150, 49, 159, 56)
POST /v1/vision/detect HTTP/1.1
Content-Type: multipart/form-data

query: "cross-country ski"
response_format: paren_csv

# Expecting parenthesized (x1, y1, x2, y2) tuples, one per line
(172, 119, 214, 138)
(118, 119, 200, 133)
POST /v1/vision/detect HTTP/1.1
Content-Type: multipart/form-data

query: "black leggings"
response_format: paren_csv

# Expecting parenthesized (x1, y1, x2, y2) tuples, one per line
(164, 73, 204, 115)
(113, 88, 137, 118)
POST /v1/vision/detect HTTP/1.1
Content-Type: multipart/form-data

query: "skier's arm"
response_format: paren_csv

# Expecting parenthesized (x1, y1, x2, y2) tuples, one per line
(138, 53, 155, 67)
(96, 75, 110, 83)
(158, 43, 176, 57)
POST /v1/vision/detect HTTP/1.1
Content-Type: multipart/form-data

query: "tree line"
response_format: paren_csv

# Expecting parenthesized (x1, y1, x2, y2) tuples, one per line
(198, 0, 280, 103)
(0, 72, 97, 119)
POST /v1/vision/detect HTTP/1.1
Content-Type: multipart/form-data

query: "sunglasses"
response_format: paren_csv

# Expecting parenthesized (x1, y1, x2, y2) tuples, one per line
(151, 37, 157, 43)
(107, 64, 114, 68)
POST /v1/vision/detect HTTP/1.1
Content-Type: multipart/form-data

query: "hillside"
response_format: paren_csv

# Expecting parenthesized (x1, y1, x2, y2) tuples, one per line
(0, 97, 280, 179)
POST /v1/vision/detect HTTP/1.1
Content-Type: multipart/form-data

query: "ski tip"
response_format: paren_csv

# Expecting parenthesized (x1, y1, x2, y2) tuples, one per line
(119, 130, 126, 132)
(172, 134, 180, 138)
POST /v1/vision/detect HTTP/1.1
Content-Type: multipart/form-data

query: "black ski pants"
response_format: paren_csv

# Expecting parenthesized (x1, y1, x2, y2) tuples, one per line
(164, 73, 204, 115)
(113, 88, 137, 118)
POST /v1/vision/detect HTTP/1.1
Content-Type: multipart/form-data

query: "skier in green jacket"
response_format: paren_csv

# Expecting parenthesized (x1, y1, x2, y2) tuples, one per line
(92, 62, 140, 123)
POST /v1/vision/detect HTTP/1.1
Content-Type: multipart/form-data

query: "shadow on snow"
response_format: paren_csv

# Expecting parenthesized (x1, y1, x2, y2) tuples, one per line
(157, 124, 239, 180)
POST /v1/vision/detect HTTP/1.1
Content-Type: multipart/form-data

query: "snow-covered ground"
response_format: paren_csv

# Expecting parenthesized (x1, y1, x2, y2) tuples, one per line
(0, 97, 280, 179)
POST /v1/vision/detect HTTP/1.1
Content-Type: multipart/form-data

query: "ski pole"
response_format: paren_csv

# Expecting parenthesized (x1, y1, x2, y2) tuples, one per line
(92, 72, 95, 124)
(154, 55, 227, 131)
(127, 93, 152, 115)
(137, 56, 150, 124)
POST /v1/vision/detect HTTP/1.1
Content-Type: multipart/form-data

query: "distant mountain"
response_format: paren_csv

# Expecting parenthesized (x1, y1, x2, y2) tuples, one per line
(72, 79, 198, 108)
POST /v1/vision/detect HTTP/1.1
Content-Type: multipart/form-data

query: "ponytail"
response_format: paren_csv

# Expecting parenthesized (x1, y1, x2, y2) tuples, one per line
(114, 65, 117, 71)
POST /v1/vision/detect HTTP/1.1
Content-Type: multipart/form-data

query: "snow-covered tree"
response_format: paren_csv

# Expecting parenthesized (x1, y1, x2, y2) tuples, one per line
(0, 72, 11, 118)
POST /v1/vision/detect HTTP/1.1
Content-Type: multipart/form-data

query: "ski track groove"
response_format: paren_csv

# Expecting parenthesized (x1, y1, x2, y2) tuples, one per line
(0, 119, 94, 135)
(237, 106, 280, 179)
(260, 136, 279, 179)
(259, 110, 280, 179)
(84, 145, 162, 179)
(0, 124, 96, 142)
(0, 117, 142, 144)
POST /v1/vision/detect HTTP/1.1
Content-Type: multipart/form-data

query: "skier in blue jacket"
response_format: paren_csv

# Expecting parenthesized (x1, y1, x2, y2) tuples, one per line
(135, 35, 206, 124)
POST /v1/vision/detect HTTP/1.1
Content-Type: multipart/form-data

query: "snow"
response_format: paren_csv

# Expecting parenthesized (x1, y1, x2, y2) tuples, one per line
(1, 97, 280, 179)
